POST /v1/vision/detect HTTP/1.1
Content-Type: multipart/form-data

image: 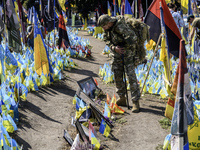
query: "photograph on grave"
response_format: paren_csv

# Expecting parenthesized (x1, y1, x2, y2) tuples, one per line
(77, 77, 98, 99)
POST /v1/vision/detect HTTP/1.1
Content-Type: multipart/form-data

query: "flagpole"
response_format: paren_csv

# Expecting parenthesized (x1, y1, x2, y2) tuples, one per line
(160, 2, 172, 85)
(48, 32, 50, 57)
(146, 0, 148, 14)
(135, 0, 137, 18)
(178, 40, 185, 150)
(140, 34, 162, 95)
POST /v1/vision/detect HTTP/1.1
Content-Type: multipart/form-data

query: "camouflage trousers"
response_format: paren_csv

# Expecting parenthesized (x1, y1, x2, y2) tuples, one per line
(111, 56, 140, 102)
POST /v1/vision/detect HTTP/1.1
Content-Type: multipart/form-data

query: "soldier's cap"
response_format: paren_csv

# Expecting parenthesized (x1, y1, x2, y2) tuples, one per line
(97, 14, 116, 27)
(187, 15, 194, 22)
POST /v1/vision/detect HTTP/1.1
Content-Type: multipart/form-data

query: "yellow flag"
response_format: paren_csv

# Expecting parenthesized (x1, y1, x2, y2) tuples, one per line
(160, 36, 171, 95)
(146, 39, 156, 51)
(188, 106, 200, 150)
(58, 0, 66, 12)
(0, 61, 2, 74)
(181, 0, 188, 14)
(34, 34, 49, 76)
(159, 37, 167, 62)
(94, 27, 103, 37)
(104, 124, 111, 137)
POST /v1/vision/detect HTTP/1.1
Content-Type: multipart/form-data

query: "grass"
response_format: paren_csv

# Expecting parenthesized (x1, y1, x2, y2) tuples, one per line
(156, 144, 163, 150)
(159, 117, 171, 130)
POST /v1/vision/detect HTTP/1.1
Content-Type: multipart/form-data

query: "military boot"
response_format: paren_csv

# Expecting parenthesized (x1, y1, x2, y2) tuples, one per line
(132, 101, 140, 113)
(116, 96, 126, 106)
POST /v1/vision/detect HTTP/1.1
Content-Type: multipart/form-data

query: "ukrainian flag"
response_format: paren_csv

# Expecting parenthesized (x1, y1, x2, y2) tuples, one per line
(99, 119, 111, 137)
(91, 131, 100, 150)
(124, 0, 133, 18)
(19, 83, 28, 101)
(103, 102, 111, 118)
(107, 1, 112, 16)
(2, 113, 17, 133)
(33, 7, 49, 76)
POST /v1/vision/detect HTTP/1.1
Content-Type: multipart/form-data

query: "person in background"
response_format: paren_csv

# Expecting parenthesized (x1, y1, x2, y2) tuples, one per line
(26, 23, 46, 49)
(187, 15, 200, 54)
(167, 2, 185, 32)
(26, 24, 34, 49)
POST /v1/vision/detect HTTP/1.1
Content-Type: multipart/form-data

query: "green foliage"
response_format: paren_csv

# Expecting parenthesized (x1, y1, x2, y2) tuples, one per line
(156, 144, 163, 150)
(159, 117, 171, 130)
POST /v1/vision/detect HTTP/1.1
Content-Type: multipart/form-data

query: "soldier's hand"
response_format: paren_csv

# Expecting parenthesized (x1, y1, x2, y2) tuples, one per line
(115, 46, 125, 55)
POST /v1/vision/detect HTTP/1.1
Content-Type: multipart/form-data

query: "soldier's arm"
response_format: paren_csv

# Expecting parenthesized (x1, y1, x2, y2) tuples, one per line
(103, 33, 116, 53)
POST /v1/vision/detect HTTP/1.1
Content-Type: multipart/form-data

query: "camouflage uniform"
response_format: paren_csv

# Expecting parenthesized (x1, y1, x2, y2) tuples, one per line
(99, 15, 141, 102)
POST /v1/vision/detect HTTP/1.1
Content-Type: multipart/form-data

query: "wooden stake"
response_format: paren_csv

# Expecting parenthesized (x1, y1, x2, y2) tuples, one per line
(140, 34, 162, 95)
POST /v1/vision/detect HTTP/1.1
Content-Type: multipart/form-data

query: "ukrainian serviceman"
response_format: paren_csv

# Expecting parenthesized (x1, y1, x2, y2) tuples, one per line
(98, 14, 145, 113)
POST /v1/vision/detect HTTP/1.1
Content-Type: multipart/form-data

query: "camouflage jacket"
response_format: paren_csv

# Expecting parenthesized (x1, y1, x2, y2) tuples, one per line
(103, 16, 138, 59)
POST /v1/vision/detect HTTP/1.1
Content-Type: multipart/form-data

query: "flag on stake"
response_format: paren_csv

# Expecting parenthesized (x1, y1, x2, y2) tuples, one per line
(90, 131, 100, 150)
(107, 1, 112, 16)
(110, 94, 116, 113)
(113, 103, 125, 114)
(159, 3, 171, 95)
(58, 13, 70, 49)
(89, 121, 98, 139)
(106, 93, 111, 104)
(99, 119, 111, 137)
(171, 40, 194, 150)
(104, 102, 111, 118)
(144, 0, 182, 58)
(89, 121, 100, 150)
(33, 7, 50, 76)
(124, 0, 133, 18)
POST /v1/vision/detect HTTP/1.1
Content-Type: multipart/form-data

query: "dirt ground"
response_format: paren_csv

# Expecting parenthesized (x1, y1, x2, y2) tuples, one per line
(14, 30, 169, 150)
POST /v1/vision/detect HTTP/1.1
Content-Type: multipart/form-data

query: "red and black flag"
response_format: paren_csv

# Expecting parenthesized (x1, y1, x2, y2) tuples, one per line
(58, 14, 70, 49)
(170, 40, 194, 149)
(144, 0, 182, 58)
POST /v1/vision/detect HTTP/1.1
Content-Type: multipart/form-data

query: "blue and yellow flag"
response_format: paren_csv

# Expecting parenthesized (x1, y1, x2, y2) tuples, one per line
(19, 83, 28, 101)
(99, 119, 111, 137)
(1, 124, 11, 148)
(11, 138, 21, 150)
(33, 7, 49, 76)
(107, 1, 112, 16)
(103, 102, 111, 118)
(124, 0, 133, 18)
(5, 45, 18, 67)
(91, 131, 100, 150)
(2, 113, 17, 133)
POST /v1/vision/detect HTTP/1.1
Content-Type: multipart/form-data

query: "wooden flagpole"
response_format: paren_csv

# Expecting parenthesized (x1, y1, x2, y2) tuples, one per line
(140, 33, 162, 95)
